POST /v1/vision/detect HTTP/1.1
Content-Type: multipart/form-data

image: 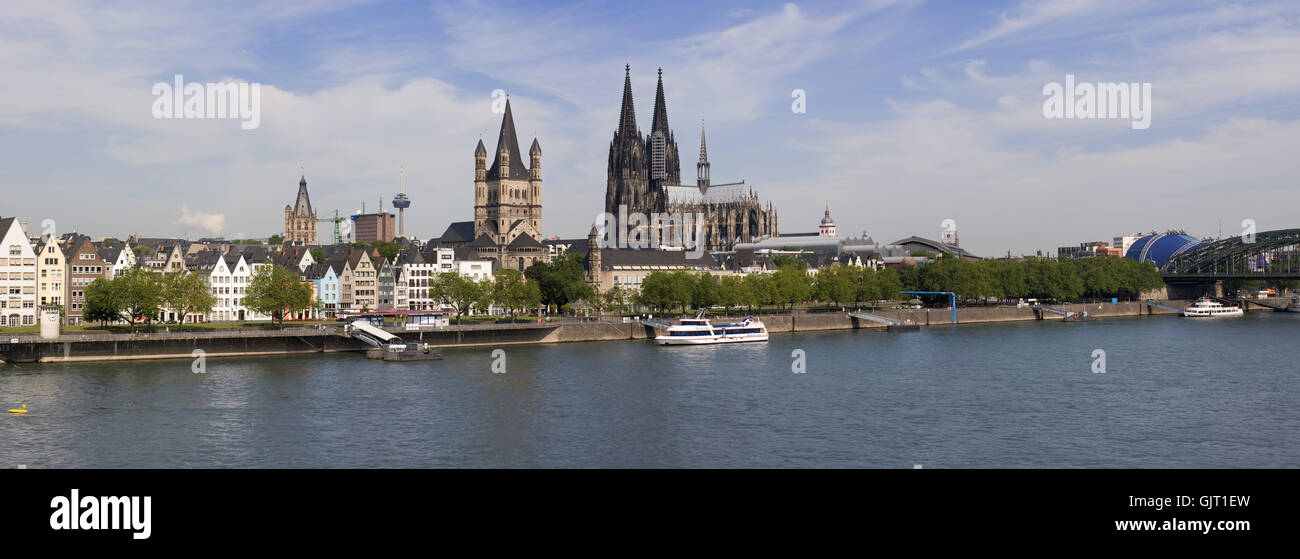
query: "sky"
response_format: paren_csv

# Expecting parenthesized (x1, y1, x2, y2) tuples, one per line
(0, 0, 1297, 257)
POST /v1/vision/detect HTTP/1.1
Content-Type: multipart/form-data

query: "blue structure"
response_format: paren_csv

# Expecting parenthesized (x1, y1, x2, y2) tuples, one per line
(310, 262, 342, 317)
(1125, 233, 1205, 268)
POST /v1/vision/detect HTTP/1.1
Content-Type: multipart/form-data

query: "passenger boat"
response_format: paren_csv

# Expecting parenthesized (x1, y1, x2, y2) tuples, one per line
(1183, 297, 1244, 318)
(1287, 298, 1300, 313)
(654, 315, 769, 345)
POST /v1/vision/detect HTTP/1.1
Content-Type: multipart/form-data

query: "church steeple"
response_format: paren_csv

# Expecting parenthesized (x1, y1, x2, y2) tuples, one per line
(696, 123, 710, 194)
(488, 98, 527, 180)
(293, 175, 313, 217)
(651, 67, 669, 135)
(617, 64, 639, 139)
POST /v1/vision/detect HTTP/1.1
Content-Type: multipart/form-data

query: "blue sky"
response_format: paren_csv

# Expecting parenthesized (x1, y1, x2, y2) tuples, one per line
(1, 0, 1297, 256)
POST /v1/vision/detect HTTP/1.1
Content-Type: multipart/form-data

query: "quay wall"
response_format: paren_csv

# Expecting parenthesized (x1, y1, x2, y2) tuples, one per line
(0, 300, 1196, 364)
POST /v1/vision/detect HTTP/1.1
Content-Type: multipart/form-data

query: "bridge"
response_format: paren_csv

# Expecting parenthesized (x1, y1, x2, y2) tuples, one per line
(1161, 229, 1300, 279)
(1153, 229, 1300, 298)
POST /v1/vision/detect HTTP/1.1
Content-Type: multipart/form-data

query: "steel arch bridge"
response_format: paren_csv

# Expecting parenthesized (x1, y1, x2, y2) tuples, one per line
(1161, 229, 1300, 279)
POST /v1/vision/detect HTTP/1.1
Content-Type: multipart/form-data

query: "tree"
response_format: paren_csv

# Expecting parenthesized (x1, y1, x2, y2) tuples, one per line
(310, 248, 325, 262)
(744, 273, 777, 310)
(268, 234, 284, 245)
(769, 253, 806, 270)
(112, 268, 163, 326)
(432, 271, 481, 324)
(131, 245, 151, 260)
(813, 266, 854, 308)
(474, 278, 495, 316)
(875, 268, 903, 302)
(692, 273, 719, 311)
(668, 271, 695, 313)
(161, 272, 216, 324)
(638, 272, 674, 311)
(492, 270, 531, 322)
(716, 275, 743, 313)
(83, 278, 122, 327)
(244, 265, 313, 326)
(773, 266, 811, 310)
(525, 252, 594, 311)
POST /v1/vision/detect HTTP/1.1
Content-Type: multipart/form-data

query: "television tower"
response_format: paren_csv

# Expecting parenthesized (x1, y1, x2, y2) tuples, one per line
(392, 165, 411, 237)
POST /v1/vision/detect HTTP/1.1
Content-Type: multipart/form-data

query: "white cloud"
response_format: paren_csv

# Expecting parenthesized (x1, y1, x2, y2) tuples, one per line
(175, 205, 226, 234)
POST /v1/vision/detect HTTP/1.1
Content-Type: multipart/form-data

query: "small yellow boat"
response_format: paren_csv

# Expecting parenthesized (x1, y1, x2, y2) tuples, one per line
(8, 404, 27, 414)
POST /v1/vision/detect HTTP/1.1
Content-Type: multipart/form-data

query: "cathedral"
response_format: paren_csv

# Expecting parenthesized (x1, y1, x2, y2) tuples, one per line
(468, 98, 547, 271)
(284, 175, 317, 245)
(605, 65, 778, 251)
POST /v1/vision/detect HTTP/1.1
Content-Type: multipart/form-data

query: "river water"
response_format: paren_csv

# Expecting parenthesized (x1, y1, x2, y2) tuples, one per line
(2, 313, 1296, 468)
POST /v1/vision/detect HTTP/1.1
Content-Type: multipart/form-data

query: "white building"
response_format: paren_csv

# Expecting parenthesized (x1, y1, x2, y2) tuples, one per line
(457, 260, 493, 282)
(198, 252, 271, 322)
(99, 244, 136, 279)
(36, 240, 66, 314)
(0, 217, 38, 327)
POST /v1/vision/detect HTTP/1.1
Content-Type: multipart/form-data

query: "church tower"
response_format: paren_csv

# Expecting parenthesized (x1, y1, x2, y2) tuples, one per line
(284, 175, 317, 245)
(646, 67, 680, 205)
(606, 64, 650, 217)
(473, 98, 545, 270)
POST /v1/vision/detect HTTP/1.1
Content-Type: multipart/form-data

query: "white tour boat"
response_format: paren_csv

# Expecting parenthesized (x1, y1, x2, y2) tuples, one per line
(1183, 297, 1244, 318)
(655, 316, 769, 345)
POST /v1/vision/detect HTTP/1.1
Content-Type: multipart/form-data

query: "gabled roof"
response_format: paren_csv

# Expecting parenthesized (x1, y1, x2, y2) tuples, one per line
(438, 221, 476, 244)
(346, 247, 371, 269)
(467, 234, 499, 248)
(507, 234, 543, 248)
(97, 245, 123, 262)
(402, 248, 426, 264)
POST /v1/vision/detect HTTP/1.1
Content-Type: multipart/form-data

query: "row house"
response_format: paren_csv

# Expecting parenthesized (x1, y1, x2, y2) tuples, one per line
(305, 260, 342, 317)
(37, 240, 65, 314)
(98, 244, 136, 279)
(400, 249, 439, 311)
(191, 250, 270, 322)
(394, 265, 408, 310)
(62, 236, 110, 325)
(0, 217, 38, 327)
(341, 248, 377, 311)
(141, 242, 186, 273)
(377, 257, 395, 309)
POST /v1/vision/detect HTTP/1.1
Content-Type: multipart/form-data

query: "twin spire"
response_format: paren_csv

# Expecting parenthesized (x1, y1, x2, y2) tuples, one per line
(617, 64, 672, 139)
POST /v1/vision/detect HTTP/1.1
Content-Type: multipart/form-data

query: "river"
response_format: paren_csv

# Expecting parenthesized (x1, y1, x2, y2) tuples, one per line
(2, 312, 1296, 467)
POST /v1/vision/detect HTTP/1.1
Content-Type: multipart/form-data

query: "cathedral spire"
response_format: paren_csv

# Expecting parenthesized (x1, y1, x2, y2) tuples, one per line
(696, 122, 710, 193)
(617, 64, 639, 138)
(698, 123, 708, 163)
(651, 67, 669, 135)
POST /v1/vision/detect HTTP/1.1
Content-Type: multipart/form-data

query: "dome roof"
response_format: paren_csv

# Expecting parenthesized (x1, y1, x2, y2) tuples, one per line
(820, 208, 834, 226)
(1125, 233, 1204, 267)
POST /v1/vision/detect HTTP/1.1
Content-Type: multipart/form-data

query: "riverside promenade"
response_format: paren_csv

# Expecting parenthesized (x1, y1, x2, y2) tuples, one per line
(0, 301, 1189, 364)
